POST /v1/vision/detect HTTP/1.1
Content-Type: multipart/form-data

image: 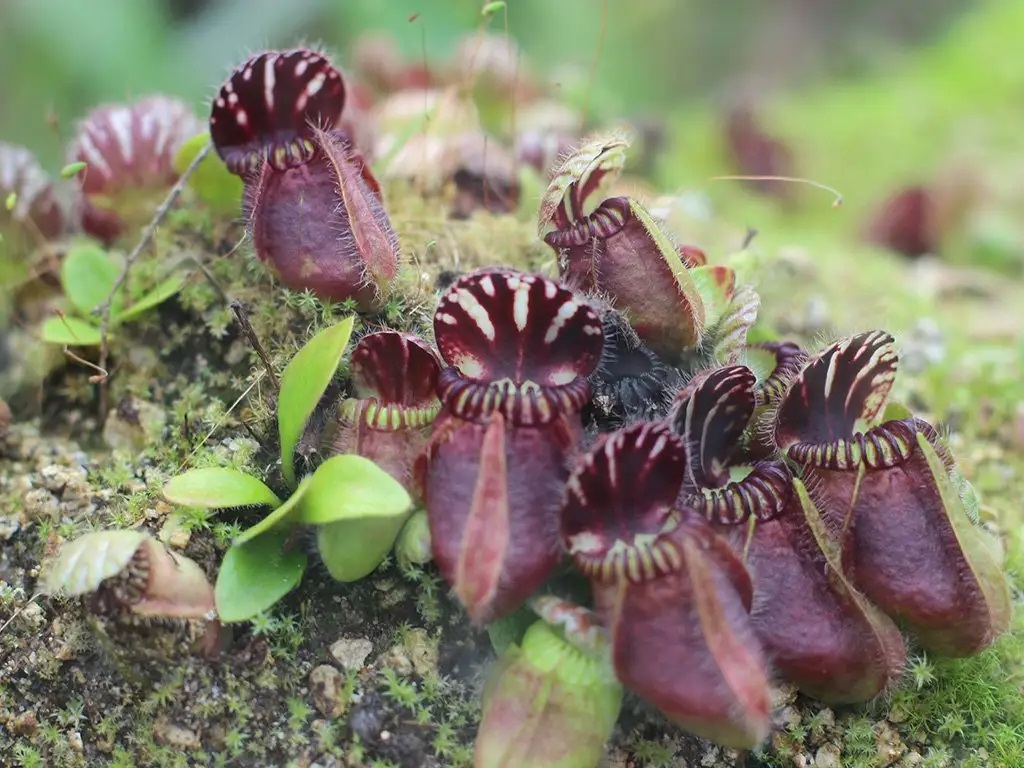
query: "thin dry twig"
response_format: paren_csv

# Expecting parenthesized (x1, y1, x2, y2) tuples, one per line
(0, 592, 40, 637)
(62, 346, 108, 384)
(230, 301, 279, 391)
(47, 310, 110, 383)
(178, 370, 264, 471)
(94, 142, 213, 418)
(709, 174, 845, 207)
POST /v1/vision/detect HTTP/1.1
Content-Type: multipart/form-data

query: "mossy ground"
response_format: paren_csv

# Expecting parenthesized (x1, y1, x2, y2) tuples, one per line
(3, 6, 1024, 765)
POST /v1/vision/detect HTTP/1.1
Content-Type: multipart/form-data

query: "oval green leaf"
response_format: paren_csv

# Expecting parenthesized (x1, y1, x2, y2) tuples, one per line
(174, 132, 244, 214)
(114, 271, 189, 323)
(214, 529, 307, 623)
(395, 509, 432, 568)
(60, 161, 88, 179)
(316, 514, 409, 582)
(278, 316, 355, 486)
(163, 467, 282, 510)
(234, 476, 312, 545)
(61, 242, 123, 315)
(689, 265, 732, 329)
(881, 401, 914, 422)
(40, 315, 104, 346)
(297, 454, 412, 525)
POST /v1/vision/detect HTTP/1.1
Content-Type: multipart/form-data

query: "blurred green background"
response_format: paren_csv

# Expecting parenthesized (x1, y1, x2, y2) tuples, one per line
(0, 0, 980, 165)
(2, 0, 1023, 277)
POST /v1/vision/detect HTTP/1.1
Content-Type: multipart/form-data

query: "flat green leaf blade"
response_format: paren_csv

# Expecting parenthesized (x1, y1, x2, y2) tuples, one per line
(61, 242, 122, 315)
(215, 529, 307, 622)
(234, 476, 311, 545)
(40, 315, 104, 346)
(486, 604, 537, 654)
(163, 467, 281, 509)
(115, 271, 188, 323)
(689, 266, 726, 325)
(174, 132, 244, 214)
(278, 316, 355, 486)
(296, 454, 413, 525)
(316, 514, 408, 582)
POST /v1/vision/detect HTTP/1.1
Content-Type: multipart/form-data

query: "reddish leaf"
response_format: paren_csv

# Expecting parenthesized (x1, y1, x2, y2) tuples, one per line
(0, 142, 64, 240)
(538, 133, 629, 233)
(560, 422, 770, 748)
(692, 460, 793, 525)
(425, 410, 577, 622)
(433, 269, 603, 424)
(210, 49, 346, 176)
(245, 132, 399, 309)
(68, 96, 200, 242)
(678, 244, 707, 267)
(350, 331, 440, 407)
(330, 332, 440, 494)
(547, 197, 706, 361)
(865, 185, 936, 258)
(803, 426, 1011, 656)
(746, 478, 906, 702)
(723, 106, 795, 205)
(775, 331, 898, 449)
(747, 340, 806, 406)
(71, 96, 200, 196)
(561, 423, 687, 574)
(670, 365, 757, 489)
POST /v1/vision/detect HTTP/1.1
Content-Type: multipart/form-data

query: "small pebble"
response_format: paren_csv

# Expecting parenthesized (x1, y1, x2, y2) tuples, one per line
(152, 718, 200, 750)
(330, 637, 373, 673)
(875, 721, 907, 766)
(814, 744, 841, 768)
(9, 710, 38, 736)
(20, 601, 46, 630)
(309, 664, 346, 719)
(775, 704, 802, 731)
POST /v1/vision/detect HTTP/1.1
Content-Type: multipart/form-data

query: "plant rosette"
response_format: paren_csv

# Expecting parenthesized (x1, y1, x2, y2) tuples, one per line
(39, 241, 187, 347)
(163, 317, 413, 622)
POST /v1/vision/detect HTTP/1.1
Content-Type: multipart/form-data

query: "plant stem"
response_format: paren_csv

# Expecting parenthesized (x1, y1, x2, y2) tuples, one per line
(95, 142, 212, 419)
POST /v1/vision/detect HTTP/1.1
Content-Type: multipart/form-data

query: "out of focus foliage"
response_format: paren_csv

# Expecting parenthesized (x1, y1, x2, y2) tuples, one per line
(0, 0, 972, 165)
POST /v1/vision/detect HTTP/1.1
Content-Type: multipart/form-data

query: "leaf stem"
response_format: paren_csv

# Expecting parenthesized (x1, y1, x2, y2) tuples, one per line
(95, 142, 212, 419)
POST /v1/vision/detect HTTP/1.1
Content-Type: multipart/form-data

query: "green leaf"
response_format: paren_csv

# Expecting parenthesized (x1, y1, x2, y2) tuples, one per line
(61, 242, 123, 315)
(214, 529, 307, 623)
(278, 316, 355, 487)
(916, 433, 1011, 626)
(174, 132, 244, 214)
(60, 161, 87, 179)
(486, 604, 537, 654)
(882, 401, 914, 422)
(40, 315, 103, 346)
(316, 514, 409, 582)
(395, 509, 432, 568)
(114, 271, 188, 323)
(163, 467, 282, 509)
(297, 454, 412, 525)
(689, 265, 733, 329)
(233, 476, 312, 545)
